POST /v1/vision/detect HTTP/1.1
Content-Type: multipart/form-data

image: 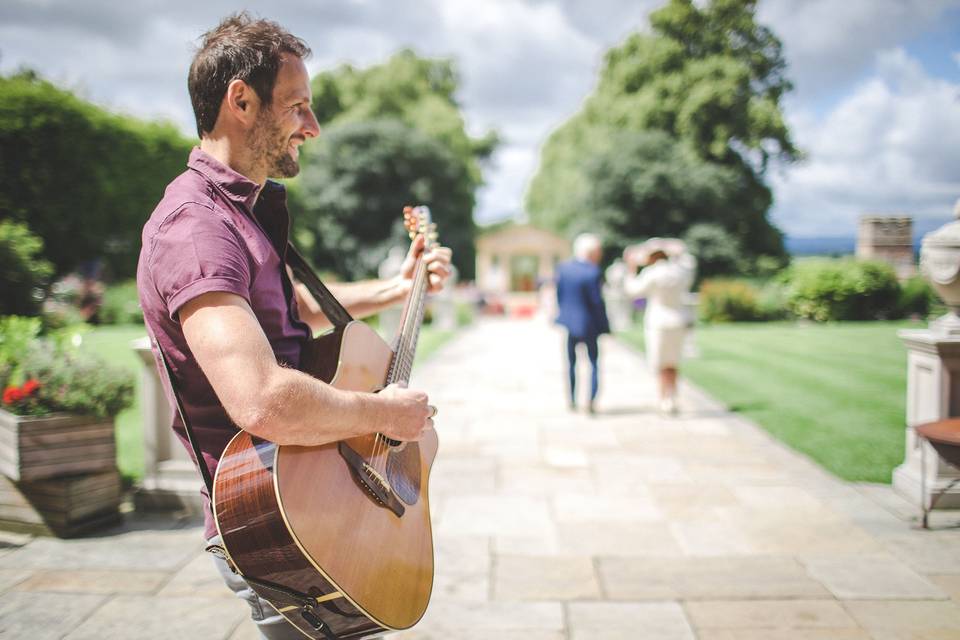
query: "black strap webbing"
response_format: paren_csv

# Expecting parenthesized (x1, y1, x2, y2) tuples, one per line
(154, 340, 215, 495)
(285, 243, 353, 329)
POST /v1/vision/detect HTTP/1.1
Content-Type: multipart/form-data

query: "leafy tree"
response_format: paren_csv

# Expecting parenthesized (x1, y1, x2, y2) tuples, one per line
(577, 130, 783, 268)
(0, 220, 54, 315)
(310, 49, 496, 188)
(296, 119, 475, 280)
(682, 223, 744, 281)
(299, 50, 493, 278)
(0, 71, 192, 279)
(527, 0, 795, 266)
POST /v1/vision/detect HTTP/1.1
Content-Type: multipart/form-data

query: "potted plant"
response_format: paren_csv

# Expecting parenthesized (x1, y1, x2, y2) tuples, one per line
(0, 316, 134, 535)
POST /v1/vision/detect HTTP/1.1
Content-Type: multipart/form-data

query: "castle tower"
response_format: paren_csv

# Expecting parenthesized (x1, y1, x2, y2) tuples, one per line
(856, 215, 915, 279)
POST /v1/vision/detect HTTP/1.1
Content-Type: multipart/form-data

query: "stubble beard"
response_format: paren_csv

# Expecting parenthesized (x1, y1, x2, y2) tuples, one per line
(249, 110, 300, 179)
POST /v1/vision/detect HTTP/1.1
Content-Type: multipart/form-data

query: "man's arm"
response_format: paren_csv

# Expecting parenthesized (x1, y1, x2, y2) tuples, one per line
(180, 291, 433, 445)
(293, 235, 452, 334)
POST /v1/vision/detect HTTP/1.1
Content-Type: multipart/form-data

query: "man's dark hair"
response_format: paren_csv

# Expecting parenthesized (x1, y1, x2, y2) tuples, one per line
(188, 12, 311, 137)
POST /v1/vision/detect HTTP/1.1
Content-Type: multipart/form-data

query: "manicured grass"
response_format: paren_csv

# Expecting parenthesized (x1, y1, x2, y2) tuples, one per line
(82, 322, 460, 482)
(78, 324, 148, 482)
(619, 320, 922, 483)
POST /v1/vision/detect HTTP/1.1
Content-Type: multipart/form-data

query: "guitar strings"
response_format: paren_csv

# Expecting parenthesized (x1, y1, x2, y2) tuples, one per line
(371, 249, 427, 474)
(384, 256, 429, 480)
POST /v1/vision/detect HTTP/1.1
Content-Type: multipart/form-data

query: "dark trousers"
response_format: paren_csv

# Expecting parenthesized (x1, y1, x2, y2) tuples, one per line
(566, 333, 599, 405)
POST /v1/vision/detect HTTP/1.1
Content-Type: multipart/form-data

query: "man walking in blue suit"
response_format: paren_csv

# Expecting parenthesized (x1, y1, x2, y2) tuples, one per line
(555, 234, 610, 414)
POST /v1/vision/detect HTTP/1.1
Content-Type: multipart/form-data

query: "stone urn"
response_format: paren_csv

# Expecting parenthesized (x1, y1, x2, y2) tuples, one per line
(920, 198, 960, 335)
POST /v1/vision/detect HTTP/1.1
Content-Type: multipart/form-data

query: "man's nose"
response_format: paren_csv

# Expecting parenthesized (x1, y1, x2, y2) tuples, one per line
(303, 108, 321, 139)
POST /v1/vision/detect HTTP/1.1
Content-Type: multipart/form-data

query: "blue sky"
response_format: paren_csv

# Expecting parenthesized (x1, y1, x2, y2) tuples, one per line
(1, 0, 958, 240)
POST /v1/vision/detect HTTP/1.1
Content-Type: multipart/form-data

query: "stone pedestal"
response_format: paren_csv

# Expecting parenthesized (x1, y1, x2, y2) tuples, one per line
(130, 337, 203, 512)
(432, 265, 460, 331)
(893, 329, 960, 509)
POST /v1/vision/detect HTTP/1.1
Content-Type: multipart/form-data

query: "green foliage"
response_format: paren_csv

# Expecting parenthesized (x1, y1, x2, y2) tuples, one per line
(297, 119, 476, 280)
(682, 223, 744, 281)
(0, 316, 42, 389)
(99, 280, 143, 325)
(527, 0, 794, 264)
(19, 341, 134, 417)
(301, 52, 491, 279)
(0, 71, 192, 278)
(896, 276, 938, 319)
(0, 220, 53, 315)
(1, 331, 133, 418)
(698, 279, 764, 322)
(310, 50, 496, 188)
(784, 259, 901, 322)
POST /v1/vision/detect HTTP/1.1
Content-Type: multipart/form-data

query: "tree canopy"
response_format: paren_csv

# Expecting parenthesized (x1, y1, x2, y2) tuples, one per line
(295, 119, 476, 280)
(296, 50, 494, 279)
(526, 0, 796, 271)
(0, 71, 192, 279)
(310, 49, 496, 189)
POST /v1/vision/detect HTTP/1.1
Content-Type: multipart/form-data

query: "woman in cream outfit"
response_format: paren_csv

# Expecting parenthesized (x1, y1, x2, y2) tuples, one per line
(623, 238, 696, 415)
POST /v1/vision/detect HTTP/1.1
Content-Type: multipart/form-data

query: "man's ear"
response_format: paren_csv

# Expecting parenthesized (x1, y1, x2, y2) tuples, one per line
(222, 79, 260, 128)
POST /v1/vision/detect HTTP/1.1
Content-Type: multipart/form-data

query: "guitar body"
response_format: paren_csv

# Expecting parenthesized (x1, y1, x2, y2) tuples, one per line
(213, 320, 438, 639)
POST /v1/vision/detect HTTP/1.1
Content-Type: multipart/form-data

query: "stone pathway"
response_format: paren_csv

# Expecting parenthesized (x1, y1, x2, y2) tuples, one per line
(2, 317, 960, 639)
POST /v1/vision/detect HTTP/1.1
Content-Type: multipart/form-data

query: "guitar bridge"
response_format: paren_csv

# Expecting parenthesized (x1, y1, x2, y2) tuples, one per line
(338, 442, 405, 518)
(362, 464, 392, 495)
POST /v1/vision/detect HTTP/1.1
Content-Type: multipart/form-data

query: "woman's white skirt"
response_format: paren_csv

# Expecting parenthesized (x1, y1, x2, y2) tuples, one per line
(644, 325, 687, 371)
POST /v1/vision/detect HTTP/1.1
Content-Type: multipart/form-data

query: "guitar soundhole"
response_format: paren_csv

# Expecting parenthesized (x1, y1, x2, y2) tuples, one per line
(387, 444, 421, 506)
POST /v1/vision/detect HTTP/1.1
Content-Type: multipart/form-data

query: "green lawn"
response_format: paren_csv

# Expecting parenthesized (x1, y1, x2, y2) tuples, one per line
(619, 320, 922, 483)
(82, 322, 460, 481)
(78, 324, 148, 482)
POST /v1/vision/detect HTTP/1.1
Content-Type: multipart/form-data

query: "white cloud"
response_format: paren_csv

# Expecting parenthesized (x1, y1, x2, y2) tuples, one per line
(758, 0, 959, 99)
(770, 48, 960, 237)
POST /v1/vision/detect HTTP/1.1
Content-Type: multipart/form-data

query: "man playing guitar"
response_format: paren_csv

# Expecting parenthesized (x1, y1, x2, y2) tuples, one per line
(136, 12, 452, 639)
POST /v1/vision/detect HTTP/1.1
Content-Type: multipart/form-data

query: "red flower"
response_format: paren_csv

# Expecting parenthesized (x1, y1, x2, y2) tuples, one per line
(21, 379, 40, 396)
(3, 386, 24, 405)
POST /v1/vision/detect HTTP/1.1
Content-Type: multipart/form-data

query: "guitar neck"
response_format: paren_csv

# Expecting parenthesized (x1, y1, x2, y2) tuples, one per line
(388, 254, 430, 386)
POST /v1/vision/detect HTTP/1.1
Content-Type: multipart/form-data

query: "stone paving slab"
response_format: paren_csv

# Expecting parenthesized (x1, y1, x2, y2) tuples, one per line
(61, 595, 249, 640)
(684, 599, 859, 630)
(1, 317, 958, 639)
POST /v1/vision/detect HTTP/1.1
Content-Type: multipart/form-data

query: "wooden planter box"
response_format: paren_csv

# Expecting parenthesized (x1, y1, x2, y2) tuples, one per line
(0, 470, 122, 537)
(0, 409, 117, 482)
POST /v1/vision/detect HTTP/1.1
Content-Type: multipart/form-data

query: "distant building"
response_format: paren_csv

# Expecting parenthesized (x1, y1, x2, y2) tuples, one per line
(475, 223, 570, 316)
(856, 215, 915, 279)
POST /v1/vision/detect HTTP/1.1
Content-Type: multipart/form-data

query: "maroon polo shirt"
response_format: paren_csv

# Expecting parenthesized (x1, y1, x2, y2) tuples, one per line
(137, 148, 311, 538)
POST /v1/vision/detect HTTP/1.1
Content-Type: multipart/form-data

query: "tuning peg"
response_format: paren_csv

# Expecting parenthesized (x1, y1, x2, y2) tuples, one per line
(428, 232, 439, 241)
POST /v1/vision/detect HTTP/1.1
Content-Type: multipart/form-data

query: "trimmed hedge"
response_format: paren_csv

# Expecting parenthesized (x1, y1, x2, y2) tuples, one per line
(783, 259, 900, 322)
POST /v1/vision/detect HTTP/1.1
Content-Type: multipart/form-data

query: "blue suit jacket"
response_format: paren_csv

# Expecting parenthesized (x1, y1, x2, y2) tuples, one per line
(555, 259, 610, 339)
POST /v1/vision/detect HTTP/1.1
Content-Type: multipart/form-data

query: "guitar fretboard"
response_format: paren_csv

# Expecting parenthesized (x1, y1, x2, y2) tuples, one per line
(387, 250, 430, 386)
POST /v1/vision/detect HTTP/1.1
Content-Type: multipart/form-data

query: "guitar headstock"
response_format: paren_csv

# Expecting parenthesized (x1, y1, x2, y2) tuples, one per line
(403, 205, 438, 250)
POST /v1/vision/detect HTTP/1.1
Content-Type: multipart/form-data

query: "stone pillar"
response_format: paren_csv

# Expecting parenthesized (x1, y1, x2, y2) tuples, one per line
(130, 336, 203, 512)
(893, 331, 960, 508)
(378, 246, 407, 342)
(431, 265, 459, 331)
(893, 198, 960, 509)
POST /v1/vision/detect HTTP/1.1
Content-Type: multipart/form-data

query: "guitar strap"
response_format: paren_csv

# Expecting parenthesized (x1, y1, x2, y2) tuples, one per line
(153, 340, 214, 496)
(285, 242, 354, 329)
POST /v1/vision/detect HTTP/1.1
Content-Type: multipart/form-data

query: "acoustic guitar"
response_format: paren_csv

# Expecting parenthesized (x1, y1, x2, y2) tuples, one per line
(212, 206, 440, 639)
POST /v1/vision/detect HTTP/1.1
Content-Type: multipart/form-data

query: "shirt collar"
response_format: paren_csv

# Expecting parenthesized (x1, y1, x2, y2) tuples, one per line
(187, 147, 263, 209)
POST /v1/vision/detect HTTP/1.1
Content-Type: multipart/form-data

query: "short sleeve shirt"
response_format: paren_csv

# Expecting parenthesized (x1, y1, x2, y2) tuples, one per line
(136, 148, 311, 538)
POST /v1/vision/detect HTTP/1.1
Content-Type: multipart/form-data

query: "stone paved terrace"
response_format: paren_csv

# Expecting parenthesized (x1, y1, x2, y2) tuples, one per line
(2, 317, 960, 639)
